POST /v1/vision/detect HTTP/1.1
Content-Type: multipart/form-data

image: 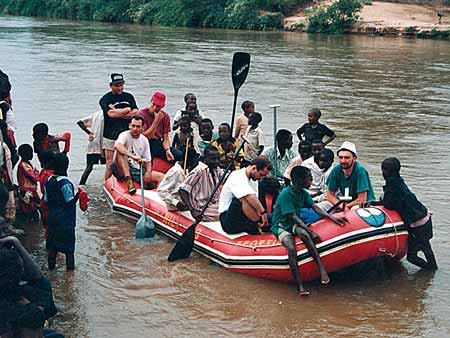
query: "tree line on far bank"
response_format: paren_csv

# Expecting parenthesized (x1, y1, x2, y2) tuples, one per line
(0, 0, 362, 32)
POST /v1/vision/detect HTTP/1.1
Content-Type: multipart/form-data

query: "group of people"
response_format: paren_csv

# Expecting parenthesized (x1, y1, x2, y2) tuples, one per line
(0, 67, 438, 337)
(1, 70, 69, 337)
(89, 73, 436, 296)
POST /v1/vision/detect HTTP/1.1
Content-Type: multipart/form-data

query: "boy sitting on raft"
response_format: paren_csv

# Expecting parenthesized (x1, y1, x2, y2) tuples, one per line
(272, 166, 347, 295)
(381, 157, 437, 270)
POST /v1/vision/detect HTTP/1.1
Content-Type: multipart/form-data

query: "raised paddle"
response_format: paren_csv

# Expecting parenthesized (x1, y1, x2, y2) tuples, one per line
(135, 162, 156, 239)
(230, 52, 251, 133)
(167, 139, 247, 262)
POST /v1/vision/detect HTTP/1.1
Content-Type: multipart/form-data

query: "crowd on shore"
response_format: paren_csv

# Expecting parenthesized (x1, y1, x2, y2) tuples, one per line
(0, 69, 439, 336)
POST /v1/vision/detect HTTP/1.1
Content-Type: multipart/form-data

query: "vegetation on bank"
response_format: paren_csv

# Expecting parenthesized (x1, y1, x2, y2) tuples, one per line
(0, 0, 366, 32)
(0, 0, 305, 30)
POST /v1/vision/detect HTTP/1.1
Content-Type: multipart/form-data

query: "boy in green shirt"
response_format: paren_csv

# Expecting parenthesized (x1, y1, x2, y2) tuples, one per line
(272, 166, 347, 295)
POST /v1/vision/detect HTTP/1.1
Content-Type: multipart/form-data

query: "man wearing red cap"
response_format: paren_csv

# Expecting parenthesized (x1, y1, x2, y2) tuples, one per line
(139, 91, 182, 162)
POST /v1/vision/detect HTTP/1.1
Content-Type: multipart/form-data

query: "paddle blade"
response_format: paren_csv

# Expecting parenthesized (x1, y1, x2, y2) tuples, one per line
(167, 224, 196, 262)
(231, 52, 250, 92)
(135, 214, 155, 239)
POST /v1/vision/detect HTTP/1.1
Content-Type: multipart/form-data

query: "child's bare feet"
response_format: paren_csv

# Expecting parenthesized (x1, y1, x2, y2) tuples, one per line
(320, 272, 330, 285)
(298, 289, 310, 296)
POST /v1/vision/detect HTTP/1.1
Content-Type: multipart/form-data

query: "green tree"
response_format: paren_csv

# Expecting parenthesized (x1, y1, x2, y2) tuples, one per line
(307, 0, 362, 33)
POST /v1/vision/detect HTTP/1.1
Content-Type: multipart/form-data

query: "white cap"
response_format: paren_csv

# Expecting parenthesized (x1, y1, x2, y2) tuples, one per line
(337, 141, 357, 157)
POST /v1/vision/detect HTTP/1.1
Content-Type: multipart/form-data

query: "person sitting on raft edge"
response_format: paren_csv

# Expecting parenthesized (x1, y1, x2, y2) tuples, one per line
(111, 115, 164, 194)
(271, 166, 347, 296)
(325, 141, 375, 210)
(178, 146, 223, 221)
(381, 157, 437, 270)
(219, 156, 272, 235)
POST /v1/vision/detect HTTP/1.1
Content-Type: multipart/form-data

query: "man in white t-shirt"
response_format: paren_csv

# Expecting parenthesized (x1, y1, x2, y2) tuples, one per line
(112, 115, 163, 194)
(219, 156, 272, 234)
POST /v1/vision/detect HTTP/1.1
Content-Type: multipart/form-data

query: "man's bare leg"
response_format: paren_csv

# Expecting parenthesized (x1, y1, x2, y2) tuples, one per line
(296, 227, 330, 284)
(104, 149, 114, 181)
(241, 199, 260, 222)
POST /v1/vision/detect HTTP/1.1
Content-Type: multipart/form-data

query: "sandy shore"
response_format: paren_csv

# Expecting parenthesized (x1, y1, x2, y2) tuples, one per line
(284, 1, 450, 36)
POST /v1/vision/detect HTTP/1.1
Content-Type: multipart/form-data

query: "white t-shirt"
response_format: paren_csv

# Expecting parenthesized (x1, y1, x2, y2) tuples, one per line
(218, 168, 259, 214)
(244, 126, 264, 161)
(80, 111, 104, 154)
(114, 130, 151, 169)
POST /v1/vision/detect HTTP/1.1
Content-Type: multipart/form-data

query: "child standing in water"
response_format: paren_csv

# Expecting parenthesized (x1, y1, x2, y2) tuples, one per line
(32, 122, 71, 166)
(17, 144, 40, 222)
(39, 151, 55, 247)
(44, 153, 79, 270)
(382, 157, 437, 270)
(271, 166, 347, 295)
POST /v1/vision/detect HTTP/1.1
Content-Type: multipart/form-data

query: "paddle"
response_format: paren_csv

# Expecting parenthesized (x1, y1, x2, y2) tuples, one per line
(167, 139, 247, 262)
(230, 52, 251, 133)
(135, 163, 156, 239)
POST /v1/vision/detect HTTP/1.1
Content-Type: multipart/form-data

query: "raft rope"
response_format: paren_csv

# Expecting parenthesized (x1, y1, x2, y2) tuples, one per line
(372, 207, 400, 258)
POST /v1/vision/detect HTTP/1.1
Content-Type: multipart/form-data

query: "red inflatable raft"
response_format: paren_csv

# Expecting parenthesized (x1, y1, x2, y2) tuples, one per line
(104, 159, 408, 283)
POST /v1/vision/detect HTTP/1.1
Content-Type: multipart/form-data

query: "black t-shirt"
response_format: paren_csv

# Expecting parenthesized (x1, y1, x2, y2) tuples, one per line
(99, 91, 138, 140)
(296, 122, 335, 142)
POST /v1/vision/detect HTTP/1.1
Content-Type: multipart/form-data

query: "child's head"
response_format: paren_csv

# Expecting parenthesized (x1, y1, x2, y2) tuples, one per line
(185, 102, 198, 117)
(248, 112, 262, 128)
(318, 148, 334, 171)
(241, 100, 255, 116)
(311, 139, 324, 160)
(291, 166, 312, 190)
(18, 144, 33, 161)
(32, 123, 49, 141)
(381, 157, 401, 179)
(184, 93, 197, 105)
(53, 153, 69, 176)
(200, 118, 213, 139)
(276, 129, 293, 151)
(179, 116, 191, 133)
(298, 140, 312, 160)
(307, 108, 321, 124)
(218, 123, 232, 140)
(40, 151, 55, 170)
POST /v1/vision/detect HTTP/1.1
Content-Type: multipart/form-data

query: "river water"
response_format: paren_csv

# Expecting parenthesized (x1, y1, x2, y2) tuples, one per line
(1, 15, 449, 337)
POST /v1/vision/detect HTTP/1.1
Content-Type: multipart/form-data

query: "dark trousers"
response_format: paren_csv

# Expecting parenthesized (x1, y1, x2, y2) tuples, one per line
(149, 138, 182, 162)
(220, 197, 259, 235)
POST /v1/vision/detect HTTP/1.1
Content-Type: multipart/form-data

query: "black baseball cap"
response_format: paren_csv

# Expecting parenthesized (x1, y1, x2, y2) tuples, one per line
(110, 73, 125, 85)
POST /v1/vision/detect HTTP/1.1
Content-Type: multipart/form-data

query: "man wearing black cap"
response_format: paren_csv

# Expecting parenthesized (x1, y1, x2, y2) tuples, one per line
(99, 73, 138, 181)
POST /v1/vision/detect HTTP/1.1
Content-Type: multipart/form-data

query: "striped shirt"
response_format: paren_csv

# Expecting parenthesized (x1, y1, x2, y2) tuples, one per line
(179, 162, 223, 221)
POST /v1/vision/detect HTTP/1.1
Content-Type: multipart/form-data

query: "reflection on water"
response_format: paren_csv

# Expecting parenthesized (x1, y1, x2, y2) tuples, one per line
(1, 15, 450, 337)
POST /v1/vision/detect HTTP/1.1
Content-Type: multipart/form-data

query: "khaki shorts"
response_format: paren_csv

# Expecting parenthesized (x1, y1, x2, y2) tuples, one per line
(103, 137, 115, 151)
(276, 224, 299, 243)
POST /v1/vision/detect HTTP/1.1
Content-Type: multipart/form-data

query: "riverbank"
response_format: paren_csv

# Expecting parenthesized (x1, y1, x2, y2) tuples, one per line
(285, 1, 450, 37)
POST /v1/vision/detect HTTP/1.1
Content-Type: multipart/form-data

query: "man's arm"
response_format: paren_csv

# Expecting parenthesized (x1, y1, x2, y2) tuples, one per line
(326, 190, 339, 205)
(323, 133, 336, 146)
(346, 191, 368, 209)
(234, 118, 242, 139)
(0, 236, 42, 281)
(179, 189, 201, 220)
(107, 107, 132, 118)
(77, 120, 92, 136)
(114, 142, 142, 163)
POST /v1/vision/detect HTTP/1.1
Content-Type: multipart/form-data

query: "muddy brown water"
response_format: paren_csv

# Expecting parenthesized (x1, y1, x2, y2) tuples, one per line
(1, 15, 449, 337)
